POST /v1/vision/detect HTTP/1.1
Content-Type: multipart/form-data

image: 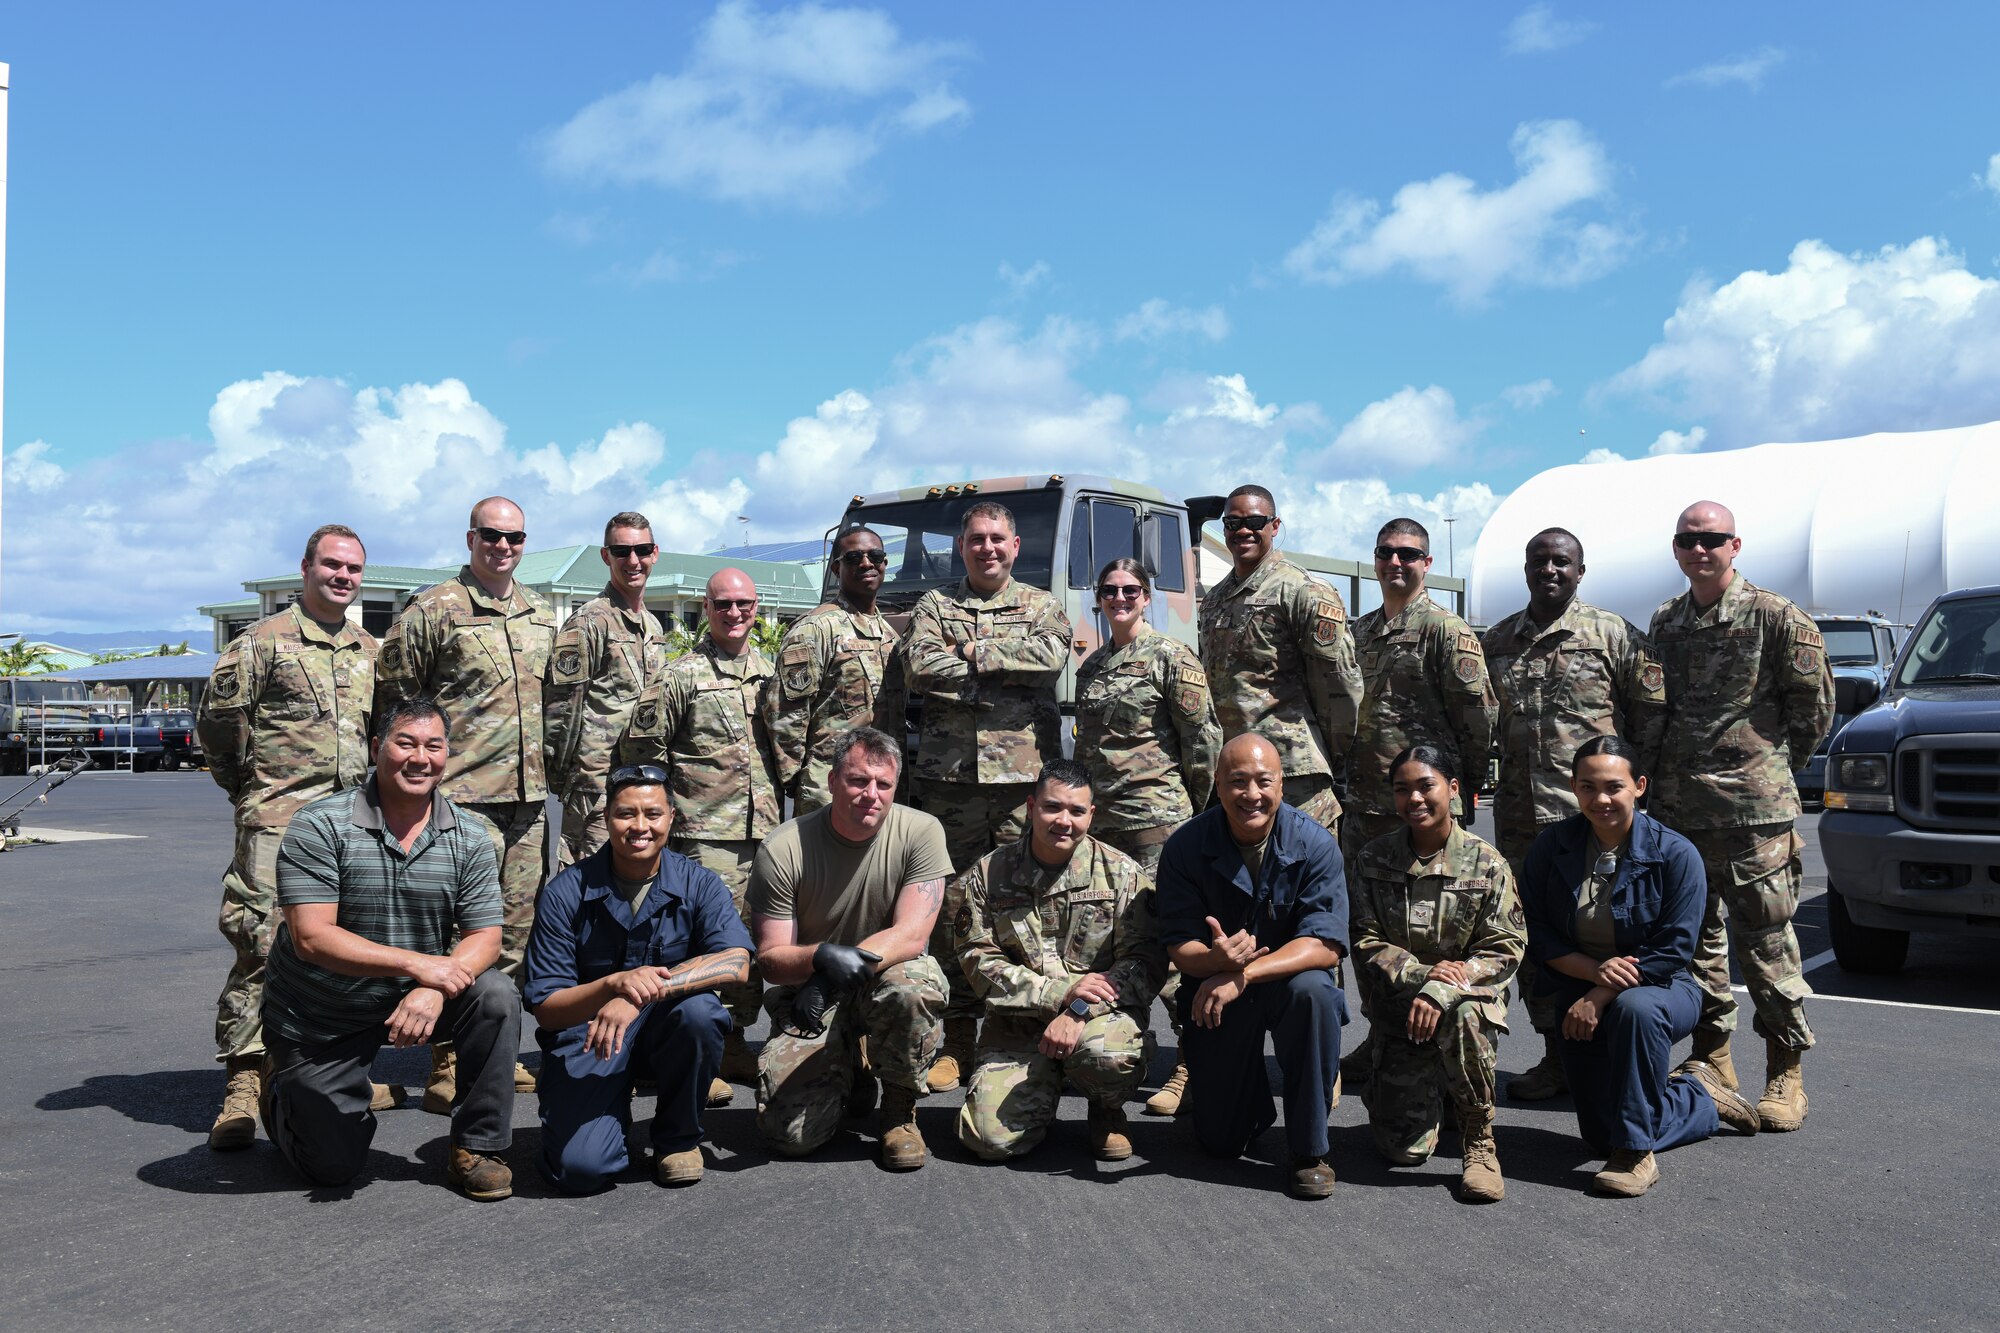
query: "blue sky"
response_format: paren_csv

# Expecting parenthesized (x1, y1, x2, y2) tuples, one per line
(6, 3, 2000, 632)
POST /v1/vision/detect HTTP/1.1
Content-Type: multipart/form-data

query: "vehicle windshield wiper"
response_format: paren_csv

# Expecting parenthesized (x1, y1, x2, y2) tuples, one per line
(1910, 672, 2000, 684)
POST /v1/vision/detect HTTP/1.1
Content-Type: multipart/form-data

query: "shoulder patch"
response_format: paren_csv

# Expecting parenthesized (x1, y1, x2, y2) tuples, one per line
(378, 638, 406, 680)
(1454, 652, 1482, 684)
(1313, 599, 1345, 645)
(210, 665, 243, 704)
(1640, 661, 1665, 694)
(1791, 644, 1822, 676)
(633, 699, 661, 733)
(552, 645, 585, 683)
(782, 660, 815, 698)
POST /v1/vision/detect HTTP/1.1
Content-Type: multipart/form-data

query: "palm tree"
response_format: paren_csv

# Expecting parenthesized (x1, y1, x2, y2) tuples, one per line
(0, 642, 59, 675)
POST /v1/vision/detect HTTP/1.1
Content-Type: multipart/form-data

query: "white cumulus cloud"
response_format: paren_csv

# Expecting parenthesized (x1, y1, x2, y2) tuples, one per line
(1667, 47, 1787, 91)
(538, 1, 969, 209)
(1608, 236, 2000, 448)
(1283, 120, 1634, 304)
(997, 260, 1050, 296)
(1505, 4, 1594, 54)
(1648, 425, 1706, 455)
(1503, 378, 1557, 409)
(1579, 447, 1627, 465)
(1980, 153, 2000, 198)
(4, 440, 69, 494)
(1115, 299, 1230, 344)
(1327, 385, 1482, 471)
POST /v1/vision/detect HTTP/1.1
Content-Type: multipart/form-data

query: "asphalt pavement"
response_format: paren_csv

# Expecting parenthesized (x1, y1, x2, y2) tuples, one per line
(2, 773, 1994, 1332)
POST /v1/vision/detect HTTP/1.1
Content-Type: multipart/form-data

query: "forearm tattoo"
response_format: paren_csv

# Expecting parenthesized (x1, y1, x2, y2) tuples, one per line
(662, 948, 751, 998)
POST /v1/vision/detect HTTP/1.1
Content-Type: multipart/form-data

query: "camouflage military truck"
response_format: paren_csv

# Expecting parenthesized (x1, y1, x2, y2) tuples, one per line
(827, 474, 1466, 737)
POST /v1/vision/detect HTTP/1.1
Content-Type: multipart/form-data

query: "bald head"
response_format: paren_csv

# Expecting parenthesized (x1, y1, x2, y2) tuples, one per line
(1220, 733, 1281, 774)
(1217, 733, 1283, 844)
(1677, 500, 1735, 533)
(465, 495, 527, 591)
(704, 567, 759, 655)
(1671, 499, 1742, 602)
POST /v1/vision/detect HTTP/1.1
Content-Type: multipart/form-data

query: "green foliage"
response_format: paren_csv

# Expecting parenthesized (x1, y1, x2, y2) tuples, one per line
(662, 616, 786, 661)
(0, 642, 60, 675)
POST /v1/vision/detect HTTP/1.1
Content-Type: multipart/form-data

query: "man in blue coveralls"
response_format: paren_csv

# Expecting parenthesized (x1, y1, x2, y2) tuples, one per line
(1157, 732, 1349, 1200)
(522, 764, 754, 1192)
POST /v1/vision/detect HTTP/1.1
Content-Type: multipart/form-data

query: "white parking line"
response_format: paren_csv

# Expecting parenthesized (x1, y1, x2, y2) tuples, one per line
(1801, 948, 1836, 974)
(1731, 980, 1998, 1016)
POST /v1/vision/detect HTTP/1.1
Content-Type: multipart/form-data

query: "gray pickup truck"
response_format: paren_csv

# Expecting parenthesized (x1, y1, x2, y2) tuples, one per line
(1793, 613, 1903, 804)
(1818, 585, 2000, 973)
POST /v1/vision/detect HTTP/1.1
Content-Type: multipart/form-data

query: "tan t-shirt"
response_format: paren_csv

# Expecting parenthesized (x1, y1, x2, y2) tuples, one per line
(750, 804, 955, 947)
(1574, 844, 1621, 962)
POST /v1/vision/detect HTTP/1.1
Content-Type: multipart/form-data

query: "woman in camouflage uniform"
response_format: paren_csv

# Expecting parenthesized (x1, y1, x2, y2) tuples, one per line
(1074, 558, 1220, 1116)
(1350, 745, 1524, 1202)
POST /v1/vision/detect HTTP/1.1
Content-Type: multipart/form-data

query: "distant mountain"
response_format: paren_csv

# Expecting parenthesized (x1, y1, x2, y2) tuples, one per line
(9, 630, 203, 653)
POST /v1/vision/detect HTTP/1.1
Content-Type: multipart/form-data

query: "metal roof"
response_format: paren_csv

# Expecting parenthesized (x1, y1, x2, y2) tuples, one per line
(32, 654, 215, 685)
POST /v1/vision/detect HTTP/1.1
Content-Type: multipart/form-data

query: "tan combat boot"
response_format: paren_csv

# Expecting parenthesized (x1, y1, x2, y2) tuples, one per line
(422, 1045, 457, 1116)
(1680, 1059, 1760, 1135)
(446, 1145, 513, 1201)
(1757, 1036, 1808, 1132)
(514, 1061, 538, 1094)
(209, 1058, 262, 1151)
(656, 1147, 705, 1187)
(1507, 1033, 1568, 1101)
(1457, 1110, 1505, 1203)
(707, 1077, 736, 1107)
(1591, 1149, 1659, 1197)
(369, 1082, 406, 1112)
(925, 1017, 975, 1093)
(1144, 1061, 1189, 1117)
(1683, 1028, 1737, 1091)
(878, 1085, 927, 1170)
(720, 1028, 758, 1085)
(1089, 1104, 1134, 1161)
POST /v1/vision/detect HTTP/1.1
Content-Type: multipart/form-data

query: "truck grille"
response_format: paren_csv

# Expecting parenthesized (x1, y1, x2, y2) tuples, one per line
(1896, 735, 2000, 831)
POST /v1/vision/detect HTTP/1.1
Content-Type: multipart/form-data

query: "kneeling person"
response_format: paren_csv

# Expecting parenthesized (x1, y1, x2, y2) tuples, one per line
(954, 760, 1165, 1163)
(523, 765, 754, 1192)
(751, 728, 956, 1168)
(1351, 746, 1524, 1203)
(1158, 733, 1349, 1200)
(260, 698, 519, 1199)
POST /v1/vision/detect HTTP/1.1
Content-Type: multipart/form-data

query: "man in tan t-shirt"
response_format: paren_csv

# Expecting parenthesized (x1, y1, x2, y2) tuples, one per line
(750, 727, 955, 1169)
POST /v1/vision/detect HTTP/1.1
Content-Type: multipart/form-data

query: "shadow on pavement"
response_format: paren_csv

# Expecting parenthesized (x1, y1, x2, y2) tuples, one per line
(38, 1069, 221, 1134)
(136, 1142, 428, 1199)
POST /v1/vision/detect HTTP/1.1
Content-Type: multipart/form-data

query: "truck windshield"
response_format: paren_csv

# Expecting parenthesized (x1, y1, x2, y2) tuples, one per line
(847, 491, 1063, 604)
(1816, 622, 1881, 664)
(1897, 595, 2000, 686)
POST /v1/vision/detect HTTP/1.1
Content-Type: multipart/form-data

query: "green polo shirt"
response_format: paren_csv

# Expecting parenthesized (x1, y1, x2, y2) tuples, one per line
(263, 778, 504, 1046)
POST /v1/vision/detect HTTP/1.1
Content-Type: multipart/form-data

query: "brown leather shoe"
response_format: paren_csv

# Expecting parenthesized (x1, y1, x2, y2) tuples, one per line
(1088, 1105, 1133, 1162)
(1288, 1155, 1336, 1200)
(446, 1146, 513, 1201)
(655, 1147, 705, 1187)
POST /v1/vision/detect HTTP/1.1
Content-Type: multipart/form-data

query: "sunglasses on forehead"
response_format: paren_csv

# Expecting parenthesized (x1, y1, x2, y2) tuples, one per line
(1221, 514, 1276, 533)
(1673, 531, 1735, 551)
(608, 764, 669, 791)
(835, 548, 888, 567)
(1374, 544, 1428, 563)
(475, 526, 527, 546)
(607, 542, 657, 559)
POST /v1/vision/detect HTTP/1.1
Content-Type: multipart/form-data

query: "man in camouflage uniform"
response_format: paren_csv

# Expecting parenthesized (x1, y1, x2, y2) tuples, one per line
(902, 500, 1072, 1090)
(1344, 518, 1496, 1084)
(750, 728, 955, 1169)
(198, 523, 391, 1149)
(1199, 485, 1362, 837)
(619, 566, 780, 1097)
(544, 511, 670, 865)
(1649, 501, 1833, 1131)
(1350, 811, 1525, 1202)
(375, 495, 555, 1105)
(1482, 527, 1666, 1101)
(765, 525, 905, 816)
(952, 760, 1166, 1163)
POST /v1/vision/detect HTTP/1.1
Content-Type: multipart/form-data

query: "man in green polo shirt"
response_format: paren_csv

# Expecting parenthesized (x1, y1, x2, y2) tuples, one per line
(261, 697, 520, 1201)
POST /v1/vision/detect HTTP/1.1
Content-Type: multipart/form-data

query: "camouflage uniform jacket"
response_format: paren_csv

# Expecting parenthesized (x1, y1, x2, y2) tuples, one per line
(618, 637, 781, 842)
(764, 595, 907, 801)
(543, 589, 670, 804)
(374, 568, 556, 806)
(1647, 574, 1834, 830)
(1482, 599, 1667, 841)
(1075, 627, 1220, 831)
(952, 835, 1165, 1022)
(1349, 595, 1496, 821)
(903, 577, 1071, 786)
(198, 603, 377, 829)
(1350, 823, 1525, 1026)
(1199, 556, 1362, 779)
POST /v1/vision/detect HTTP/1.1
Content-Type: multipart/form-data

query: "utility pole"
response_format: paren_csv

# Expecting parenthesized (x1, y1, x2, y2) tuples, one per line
(1, 63, 11, 596)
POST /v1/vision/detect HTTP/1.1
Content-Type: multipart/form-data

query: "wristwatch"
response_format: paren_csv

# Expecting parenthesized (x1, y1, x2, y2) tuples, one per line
(1066, 997, 1093, 1020)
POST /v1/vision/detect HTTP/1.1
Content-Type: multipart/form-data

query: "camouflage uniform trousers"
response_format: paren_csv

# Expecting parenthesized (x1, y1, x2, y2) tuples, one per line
(958, 1010, 1155, 1160)
(1094, 824, 1183, 1038)
(670, 837, 763, 1030)
(1283, 773, 1343, 840)
(1359, 999, 1503, 1163)
(554, 787, 609, 870)
(215, 825, 286, 1062)
(757, 955, 947, 1157)
(464, 800, 549, 983)
(1682, 823, 1814, 1051)
(917, 778, 1028, 1025)
(1500, 837, 1561, 1034)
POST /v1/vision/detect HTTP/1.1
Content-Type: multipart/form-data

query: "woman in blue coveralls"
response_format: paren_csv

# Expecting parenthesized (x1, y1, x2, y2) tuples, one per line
(1521, 736, 1762, 1197)
(521, 765, 754, 1193)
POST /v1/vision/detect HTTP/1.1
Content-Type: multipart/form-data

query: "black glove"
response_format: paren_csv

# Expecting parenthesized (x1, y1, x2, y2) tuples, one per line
(814, 942, 881, 992)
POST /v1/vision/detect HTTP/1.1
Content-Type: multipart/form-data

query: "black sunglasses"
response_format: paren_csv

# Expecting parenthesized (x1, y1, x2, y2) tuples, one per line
(710, 598, 758, 611)
(608, 764, 669, 791)
(1673, 531, 1735, 551)
(1374, 544, 1429, 563)
(475, 526, 527, 546)
(1221, 514, 1276, 533)
(1097, 585, 1146, 601)
(836, 548, 888, 567)
(607, 542, 657, 559)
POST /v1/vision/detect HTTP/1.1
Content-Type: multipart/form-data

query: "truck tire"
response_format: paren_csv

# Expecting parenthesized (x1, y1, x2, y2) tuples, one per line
(1827, 883, 1909, 975)
(135, 754, 162, 774)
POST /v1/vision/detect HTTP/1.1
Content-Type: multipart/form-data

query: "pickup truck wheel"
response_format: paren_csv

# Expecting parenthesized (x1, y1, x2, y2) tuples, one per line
(1827, 883, 1909, 974)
